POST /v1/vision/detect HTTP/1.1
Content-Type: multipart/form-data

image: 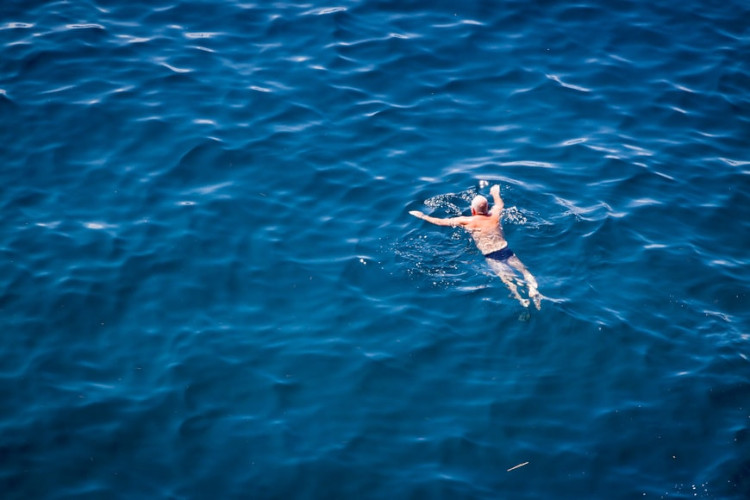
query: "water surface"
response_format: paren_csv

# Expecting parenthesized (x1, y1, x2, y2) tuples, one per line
(1, 0, 749, 498)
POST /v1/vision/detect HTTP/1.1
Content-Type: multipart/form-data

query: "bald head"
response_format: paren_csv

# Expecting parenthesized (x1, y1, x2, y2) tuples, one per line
(471, 195, 489, 215)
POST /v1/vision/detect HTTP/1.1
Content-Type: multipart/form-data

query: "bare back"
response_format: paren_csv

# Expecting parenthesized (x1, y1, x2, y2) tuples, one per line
(459, 213, 508, 255)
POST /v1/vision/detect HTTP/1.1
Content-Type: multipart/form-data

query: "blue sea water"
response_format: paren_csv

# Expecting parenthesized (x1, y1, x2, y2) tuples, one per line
(2, 0, 749, 497)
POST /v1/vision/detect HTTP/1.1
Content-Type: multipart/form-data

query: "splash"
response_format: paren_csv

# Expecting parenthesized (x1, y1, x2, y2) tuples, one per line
(423, 183, 549, 230)
(423, 188, 477, 216)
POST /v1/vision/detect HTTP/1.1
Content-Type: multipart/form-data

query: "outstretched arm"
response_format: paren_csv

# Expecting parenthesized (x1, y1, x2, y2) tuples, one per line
(409, 211, 468, 227)
(489, 185, 504, 216)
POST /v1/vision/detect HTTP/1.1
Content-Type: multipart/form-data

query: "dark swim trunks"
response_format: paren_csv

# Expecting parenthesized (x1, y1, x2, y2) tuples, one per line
(484, 247, 514, 261)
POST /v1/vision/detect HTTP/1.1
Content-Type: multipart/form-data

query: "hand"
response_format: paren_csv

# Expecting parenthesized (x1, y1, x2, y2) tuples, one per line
(409, 210, 424, 219)
(490, 185, 500, 196)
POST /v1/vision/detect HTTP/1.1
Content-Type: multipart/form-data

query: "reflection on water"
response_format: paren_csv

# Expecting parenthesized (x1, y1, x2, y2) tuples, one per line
(1, 0, 748, 497)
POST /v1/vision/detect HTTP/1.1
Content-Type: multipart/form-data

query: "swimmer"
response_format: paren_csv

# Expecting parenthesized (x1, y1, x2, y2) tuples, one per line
(410, 185, 541, 309)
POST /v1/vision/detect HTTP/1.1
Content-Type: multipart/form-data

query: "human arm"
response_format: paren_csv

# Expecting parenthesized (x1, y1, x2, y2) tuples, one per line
(409, 210, 469, 227)
(489, 185, 504, 216)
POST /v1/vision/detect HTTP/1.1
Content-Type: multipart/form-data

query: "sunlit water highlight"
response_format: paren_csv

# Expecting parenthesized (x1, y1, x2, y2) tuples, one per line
(1, 0, 749, 498)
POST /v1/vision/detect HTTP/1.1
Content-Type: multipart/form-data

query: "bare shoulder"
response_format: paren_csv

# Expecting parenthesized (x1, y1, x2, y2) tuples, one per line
(470, 214, 498, 226)
(453, 216, 473, 226)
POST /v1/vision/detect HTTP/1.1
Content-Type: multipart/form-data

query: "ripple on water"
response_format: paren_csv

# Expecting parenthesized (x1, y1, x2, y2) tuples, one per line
(1, 0, 749, 497)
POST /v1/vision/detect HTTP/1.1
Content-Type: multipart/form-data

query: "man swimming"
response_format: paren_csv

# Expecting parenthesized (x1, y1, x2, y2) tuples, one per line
(410, 184, 541, 309)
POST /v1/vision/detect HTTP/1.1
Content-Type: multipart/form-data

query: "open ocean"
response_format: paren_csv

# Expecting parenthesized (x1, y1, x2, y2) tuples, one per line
(2, 0, 749, 498)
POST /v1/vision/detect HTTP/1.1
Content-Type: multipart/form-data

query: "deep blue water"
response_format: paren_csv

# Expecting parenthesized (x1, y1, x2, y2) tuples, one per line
(2, 0, 750, 498)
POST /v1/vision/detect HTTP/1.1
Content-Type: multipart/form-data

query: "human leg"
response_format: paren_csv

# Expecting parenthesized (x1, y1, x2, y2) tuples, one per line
(487, 258, 530, 308)
(506, 255, 541, 310)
